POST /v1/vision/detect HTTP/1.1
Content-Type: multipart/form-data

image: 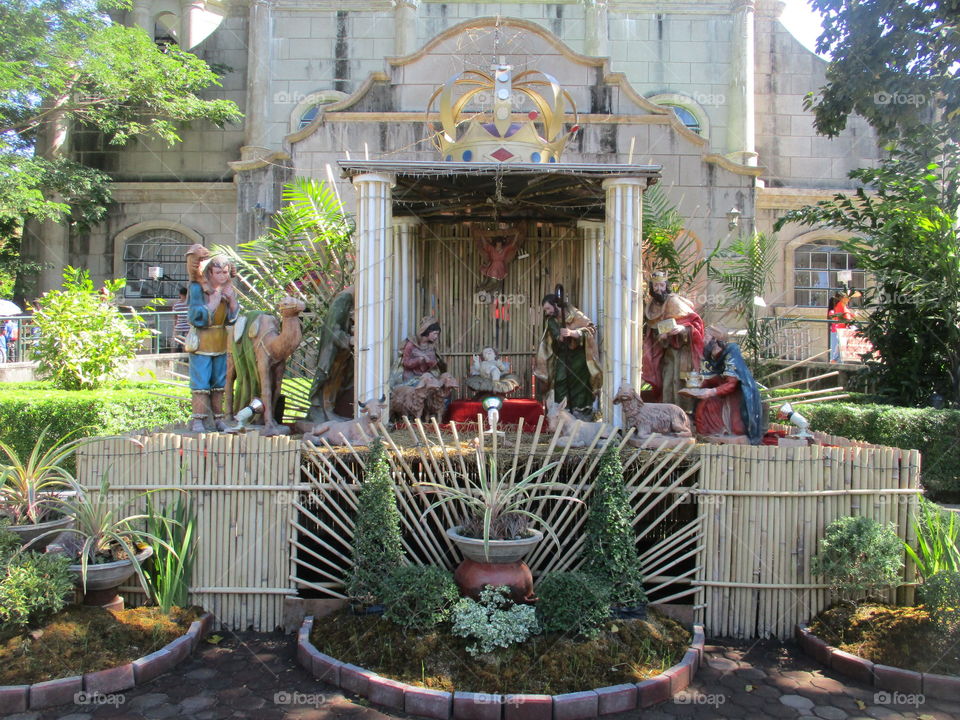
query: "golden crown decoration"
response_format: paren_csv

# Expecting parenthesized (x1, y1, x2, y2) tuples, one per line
(426, 65, 579, 164)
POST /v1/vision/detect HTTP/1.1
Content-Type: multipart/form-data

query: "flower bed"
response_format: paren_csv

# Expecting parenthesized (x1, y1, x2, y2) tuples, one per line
(0, 609, 214, 713)
(795, 622, 960, 701)
(297, 615, 706, 720)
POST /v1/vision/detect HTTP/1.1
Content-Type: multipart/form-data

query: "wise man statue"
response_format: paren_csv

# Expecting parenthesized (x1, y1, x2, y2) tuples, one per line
(641, 270, 705, 406)
(534, 286, 602, 421)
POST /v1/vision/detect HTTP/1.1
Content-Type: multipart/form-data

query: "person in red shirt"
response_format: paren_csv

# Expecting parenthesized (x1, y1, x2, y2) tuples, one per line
(828, 288, 860, 362)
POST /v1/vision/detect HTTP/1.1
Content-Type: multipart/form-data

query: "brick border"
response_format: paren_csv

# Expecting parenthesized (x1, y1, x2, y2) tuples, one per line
(795, 624, 959, 701)
(0, 611, 215, 714)
(298, 616, 705, 720)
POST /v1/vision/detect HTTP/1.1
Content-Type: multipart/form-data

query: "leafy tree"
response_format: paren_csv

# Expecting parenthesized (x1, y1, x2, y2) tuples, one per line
(775, 126, 960, 406)
(811, 515, 904, 603)
(806, 0, 959, 140)
(30, 267, 152, 389)
(0, 0, 241, 292)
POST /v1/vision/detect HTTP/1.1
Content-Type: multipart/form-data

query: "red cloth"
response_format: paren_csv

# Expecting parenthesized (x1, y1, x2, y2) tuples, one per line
(446, 399, 544, 427)
(641, 312, 705, 402)
(692, 374, 745, 436)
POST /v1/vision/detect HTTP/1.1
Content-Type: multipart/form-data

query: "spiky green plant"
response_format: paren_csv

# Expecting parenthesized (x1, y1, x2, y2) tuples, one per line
(905, 497, 960, 580)
(417, 443, 580, 558)
(0, 424, 92, 525)
(144, 492, 197, 613)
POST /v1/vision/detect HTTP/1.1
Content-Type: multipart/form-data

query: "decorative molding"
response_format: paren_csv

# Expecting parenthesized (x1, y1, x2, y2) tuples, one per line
(756, 187, 859, 211)
(227, 149, 292, 172)
(111, 182, 236, 204)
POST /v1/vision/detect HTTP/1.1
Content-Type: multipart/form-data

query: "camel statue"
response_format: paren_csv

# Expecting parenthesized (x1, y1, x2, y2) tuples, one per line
(226, 296, 306, 435)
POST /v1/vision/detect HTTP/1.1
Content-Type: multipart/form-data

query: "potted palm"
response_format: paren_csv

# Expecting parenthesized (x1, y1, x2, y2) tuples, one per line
(417, 440, 581, 602)
(33, 473, 175, 610)
(0, 426, 91, 550)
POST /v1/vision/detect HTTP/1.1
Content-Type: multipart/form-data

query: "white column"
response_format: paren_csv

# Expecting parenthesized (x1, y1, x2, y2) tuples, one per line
(578, 220, 604, 322)
(243, 0, 273, 153)
(602, 178, 645, 425)
(131, 0, 152, 32)
(726, 0, 757, 165)
(392, 217, 420, 355)
(353, 173, 395, 414)
(393, 0, 419, 56)
(179, 0, 205, 50)
(584, 0, 609, 57)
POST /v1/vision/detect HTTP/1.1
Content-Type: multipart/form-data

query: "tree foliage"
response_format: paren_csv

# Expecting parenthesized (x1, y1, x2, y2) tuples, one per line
(30, 267, 152, 389)
(775, 125, 960, 406)
(0, 0, 242, 228)
(806, 0, 959, 140)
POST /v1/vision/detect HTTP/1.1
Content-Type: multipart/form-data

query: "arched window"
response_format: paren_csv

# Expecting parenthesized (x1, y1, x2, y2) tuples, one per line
(122, 229, 196, 299)
(793, 241, 864, 308)
(646, 93, 710, 138)
(290, 90, 349, 133)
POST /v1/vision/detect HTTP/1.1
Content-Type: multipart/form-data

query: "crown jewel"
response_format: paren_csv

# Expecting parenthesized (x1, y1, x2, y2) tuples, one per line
(427, 65, 579, 164)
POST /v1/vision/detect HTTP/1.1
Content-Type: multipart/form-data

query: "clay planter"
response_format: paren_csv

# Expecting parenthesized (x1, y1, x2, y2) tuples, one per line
(5, 514, 74, 552)
(447, 527, 542, 603)
(70, 547, 153, 610)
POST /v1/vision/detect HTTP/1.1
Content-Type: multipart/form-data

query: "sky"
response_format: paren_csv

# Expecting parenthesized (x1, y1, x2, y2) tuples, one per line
(779, 0, 827, 57)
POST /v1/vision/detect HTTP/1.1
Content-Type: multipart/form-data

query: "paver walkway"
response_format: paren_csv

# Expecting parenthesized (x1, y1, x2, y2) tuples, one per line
(5, 632, 959, 720)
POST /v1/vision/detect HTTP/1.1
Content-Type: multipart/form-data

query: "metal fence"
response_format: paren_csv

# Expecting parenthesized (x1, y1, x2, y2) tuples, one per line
(759, 316, 867, 364)
(0, 311, 185, 364)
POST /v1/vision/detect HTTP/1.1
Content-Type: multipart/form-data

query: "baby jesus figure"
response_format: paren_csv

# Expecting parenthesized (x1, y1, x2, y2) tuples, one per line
(471, 347, 511, 382)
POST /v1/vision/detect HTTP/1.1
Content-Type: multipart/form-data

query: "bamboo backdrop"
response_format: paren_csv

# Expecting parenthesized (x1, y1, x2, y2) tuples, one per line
(412, 223, 584, 397)
(77, 424, 921, 638)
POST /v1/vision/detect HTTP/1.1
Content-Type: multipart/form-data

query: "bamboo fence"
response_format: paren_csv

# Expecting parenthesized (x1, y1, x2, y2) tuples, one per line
(76, 421, 921, 638)
(695, 438, 921, 639)
(77, 432, 300, 631)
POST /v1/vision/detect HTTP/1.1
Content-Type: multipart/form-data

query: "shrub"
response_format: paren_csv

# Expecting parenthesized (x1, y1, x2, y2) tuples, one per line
(582, 445, 647, 608)
(772, 401, 960, 501)
(451, 585, 539, 656)
(381, 565, 459, 630)
(918, 570, 960, 626)
(31, 268, 153, 390)
(811, 516, 904, 602)
(0, 382, 187, 474)
(348, 438, 404, 604)
(0, 551, 73, 630)
(536, 571, 610, 637)
(0, 523, 20, 561)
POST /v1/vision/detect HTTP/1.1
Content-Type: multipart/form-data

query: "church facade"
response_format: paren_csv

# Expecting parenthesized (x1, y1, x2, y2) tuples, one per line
(33, 0, 878, 366)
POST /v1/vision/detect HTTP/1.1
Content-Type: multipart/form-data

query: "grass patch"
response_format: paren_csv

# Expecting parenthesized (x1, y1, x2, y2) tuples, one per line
(0, 605, 199, 685)
(310, 606, 689, 694)
(809, 602, 959, 676)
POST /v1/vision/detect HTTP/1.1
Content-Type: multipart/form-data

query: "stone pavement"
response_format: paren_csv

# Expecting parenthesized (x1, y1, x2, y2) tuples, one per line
(4, 632, 959, 720)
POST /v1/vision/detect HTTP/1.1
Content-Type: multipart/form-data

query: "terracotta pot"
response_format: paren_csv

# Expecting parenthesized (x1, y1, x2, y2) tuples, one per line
(446, 526, 543, 564)
(454, 558, 536, 604)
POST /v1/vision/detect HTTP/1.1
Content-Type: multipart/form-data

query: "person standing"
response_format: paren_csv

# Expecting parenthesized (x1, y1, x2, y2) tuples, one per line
(534, 287, 602, 420)
(828, 288, 860, 363)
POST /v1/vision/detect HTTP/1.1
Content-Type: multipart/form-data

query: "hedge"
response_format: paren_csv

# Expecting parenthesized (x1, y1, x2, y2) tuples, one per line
(772, 401, 960, 501)
(0, 382, 188, 471)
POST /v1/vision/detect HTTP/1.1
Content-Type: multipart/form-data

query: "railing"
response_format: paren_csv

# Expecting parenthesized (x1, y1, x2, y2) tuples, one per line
(758, 316, 867, 364)
(0, 311, 185, 364)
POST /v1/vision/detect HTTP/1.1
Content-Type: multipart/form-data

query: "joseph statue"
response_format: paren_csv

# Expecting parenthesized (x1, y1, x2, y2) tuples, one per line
(534, 289, 602, 420)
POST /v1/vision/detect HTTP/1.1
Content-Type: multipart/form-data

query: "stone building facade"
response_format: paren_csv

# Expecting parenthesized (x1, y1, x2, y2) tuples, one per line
(32, 0, 877, 364)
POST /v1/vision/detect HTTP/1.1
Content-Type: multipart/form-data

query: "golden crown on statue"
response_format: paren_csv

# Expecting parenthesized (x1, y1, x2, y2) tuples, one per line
(427, 65, 579, 164)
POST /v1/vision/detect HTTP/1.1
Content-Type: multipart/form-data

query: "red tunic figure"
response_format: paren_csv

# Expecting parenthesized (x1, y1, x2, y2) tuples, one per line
(471, 222, 524, 290)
